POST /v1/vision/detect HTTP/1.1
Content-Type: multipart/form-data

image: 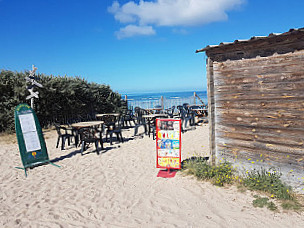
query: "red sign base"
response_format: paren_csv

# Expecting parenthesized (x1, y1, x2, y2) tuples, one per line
(157, 169, 177, 178)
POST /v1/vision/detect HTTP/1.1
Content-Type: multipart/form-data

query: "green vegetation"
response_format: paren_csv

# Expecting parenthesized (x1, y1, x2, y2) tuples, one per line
(252, 195, 278, 211)
(182, 157, 236, 186)
(181, 157, 302, 212)
(0, 70, 126, 132)
(281, 200, 302, 210)
(242, 168, 293, 200)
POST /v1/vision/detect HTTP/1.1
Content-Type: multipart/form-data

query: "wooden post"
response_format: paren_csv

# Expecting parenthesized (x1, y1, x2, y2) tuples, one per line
(207, 58, 216, 165)
(124, 95, 128, 109)
(193, 92, 196, 104)
(161, 96, 164, 110)
(26, 65, 41, 110)
(31, 98, 34, 109)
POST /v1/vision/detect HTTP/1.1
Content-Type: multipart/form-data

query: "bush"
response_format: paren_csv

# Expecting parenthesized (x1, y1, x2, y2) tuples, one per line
(242, 168, 294, 200)
(242, 168, 302, 211)
(182, 157, 236, 186)
(252, 195, 278, 211)
(0, 70, 127, 132)
(182, 157, 302, 211)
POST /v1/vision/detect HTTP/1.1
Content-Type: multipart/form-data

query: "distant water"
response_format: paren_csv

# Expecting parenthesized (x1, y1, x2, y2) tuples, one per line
(122, 91, 207, 110)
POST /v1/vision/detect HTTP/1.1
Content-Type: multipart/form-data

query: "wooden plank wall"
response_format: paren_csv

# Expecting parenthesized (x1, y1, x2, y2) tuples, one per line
(212, 50, 304, 169)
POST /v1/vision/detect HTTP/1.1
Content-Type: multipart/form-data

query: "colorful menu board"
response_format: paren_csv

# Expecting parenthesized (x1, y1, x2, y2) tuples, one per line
(156, 119, 181, 169)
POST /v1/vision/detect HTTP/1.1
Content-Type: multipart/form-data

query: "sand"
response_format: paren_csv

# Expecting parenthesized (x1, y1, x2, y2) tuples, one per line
(1, 124, 304, 227)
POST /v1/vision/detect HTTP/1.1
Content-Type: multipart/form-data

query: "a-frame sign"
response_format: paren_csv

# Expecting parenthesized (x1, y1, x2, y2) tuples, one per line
(15, 103, 59, 176)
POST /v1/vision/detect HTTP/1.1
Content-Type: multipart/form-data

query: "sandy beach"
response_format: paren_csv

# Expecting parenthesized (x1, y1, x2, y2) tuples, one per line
(1, 124, 304, 227)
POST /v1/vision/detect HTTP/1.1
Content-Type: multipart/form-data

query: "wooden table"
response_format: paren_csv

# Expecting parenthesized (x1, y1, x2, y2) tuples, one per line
(191, 108, 208, 115)
(96, 113, 120, 118)
(144, 108, 163, 114)
(191, 108, 208, 112)
(71, 121, 104, 147)
(96, 113, 120, 128)
(191, 108, 208, 124)
(144, 108, 162, 111)
(188, 104, 204, 107)
(71, 121, 104, 129)
(142, 114, 168, 119)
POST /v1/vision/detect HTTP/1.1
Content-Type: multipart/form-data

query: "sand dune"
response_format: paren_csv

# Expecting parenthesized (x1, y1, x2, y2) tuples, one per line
(1, 124, 304, 227)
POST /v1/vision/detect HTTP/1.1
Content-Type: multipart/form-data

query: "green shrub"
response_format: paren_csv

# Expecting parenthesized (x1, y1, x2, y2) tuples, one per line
(0, 70, 127, 132)
(252, 195, 278, 211)
(242, 168, 294, 200)
(242, 167, 303, 211)
(182, 157, 235, 186)
(281, 200, 302, 210)
(182, 157, 302, 211)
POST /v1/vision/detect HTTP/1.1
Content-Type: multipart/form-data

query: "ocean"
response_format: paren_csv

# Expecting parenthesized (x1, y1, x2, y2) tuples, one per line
(122, 91, 208, 110)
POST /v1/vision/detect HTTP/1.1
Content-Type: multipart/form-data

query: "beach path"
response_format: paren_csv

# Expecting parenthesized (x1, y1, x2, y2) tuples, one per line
(1, 125, 304, 227)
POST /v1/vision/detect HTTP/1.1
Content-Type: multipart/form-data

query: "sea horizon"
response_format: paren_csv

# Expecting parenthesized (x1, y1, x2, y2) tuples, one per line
(122, 90, 207, 97)
(120, 88, 207, 96)
(123, 90, 208, 109)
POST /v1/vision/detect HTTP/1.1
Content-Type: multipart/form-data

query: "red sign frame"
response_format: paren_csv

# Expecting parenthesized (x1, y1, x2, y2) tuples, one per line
(156, 119, 182, 169)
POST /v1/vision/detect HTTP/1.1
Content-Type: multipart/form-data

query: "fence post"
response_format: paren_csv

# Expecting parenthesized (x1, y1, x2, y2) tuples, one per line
(124, 95, 128, 108)
(193, 92, 196, 105)
(161, 96, 164, 110)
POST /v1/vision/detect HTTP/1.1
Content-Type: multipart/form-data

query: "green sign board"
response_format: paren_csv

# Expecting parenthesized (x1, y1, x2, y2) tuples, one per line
(15, 104, 58, 176)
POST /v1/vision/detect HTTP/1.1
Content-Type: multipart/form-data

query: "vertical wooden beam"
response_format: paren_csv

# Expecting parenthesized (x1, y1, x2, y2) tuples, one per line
(125, 95, 128, 110)
(161, 96, 164, 110)
(207, 58, 216, 165)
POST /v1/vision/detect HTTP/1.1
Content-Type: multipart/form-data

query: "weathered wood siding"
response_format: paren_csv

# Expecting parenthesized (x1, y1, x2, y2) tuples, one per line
(212, 50, 304, 169)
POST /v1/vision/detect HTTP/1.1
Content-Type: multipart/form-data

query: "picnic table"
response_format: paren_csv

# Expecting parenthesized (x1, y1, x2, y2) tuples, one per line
(71, 121, 104, 129)
(144, 108, 163, 114)
(191, 108, 208, 112)
(70, 121, 104, 150)
(96, 113, 120, 118)
(96, 113, 120, 126)
(142, 113, 168, 119)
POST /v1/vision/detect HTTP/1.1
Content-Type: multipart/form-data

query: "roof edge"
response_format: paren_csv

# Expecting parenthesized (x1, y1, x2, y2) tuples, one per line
(196, 27, 304, 53)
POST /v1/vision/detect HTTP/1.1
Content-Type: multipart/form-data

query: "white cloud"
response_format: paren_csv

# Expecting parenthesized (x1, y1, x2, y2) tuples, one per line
(108, 0, 245, 38)
(115, 25, 156, 39)
(108, 1, 138, 24)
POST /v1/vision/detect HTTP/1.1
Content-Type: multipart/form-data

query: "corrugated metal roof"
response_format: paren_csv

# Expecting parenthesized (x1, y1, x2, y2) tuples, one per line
(196, 28, 304, 53)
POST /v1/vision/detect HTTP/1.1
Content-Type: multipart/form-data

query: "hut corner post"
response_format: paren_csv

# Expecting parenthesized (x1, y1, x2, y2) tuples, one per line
(207, 58, 217, 165)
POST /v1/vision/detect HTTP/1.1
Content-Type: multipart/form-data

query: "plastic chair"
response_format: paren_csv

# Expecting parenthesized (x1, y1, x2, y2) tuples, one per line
(166, 106, 175, 118)
(176, 105, 195, 132)
(54, 123, 75, 150)
(122, 109, 134, 127)
(78, 127, 101, 155)
(102, 115, 124, 145)
(146, 117, 156, 140)
(133, 107, 147, 136)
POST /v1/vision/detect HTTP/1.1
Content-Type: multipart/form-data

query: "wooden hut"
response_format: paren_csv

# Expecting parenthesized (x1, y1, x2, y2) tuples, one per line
(196, 28, 304, 190)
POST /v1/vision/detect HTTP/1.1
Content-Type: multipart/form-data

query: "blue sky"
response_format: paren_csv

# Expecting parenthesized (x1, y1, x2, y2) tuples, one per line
(1, 0, 303, 94)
